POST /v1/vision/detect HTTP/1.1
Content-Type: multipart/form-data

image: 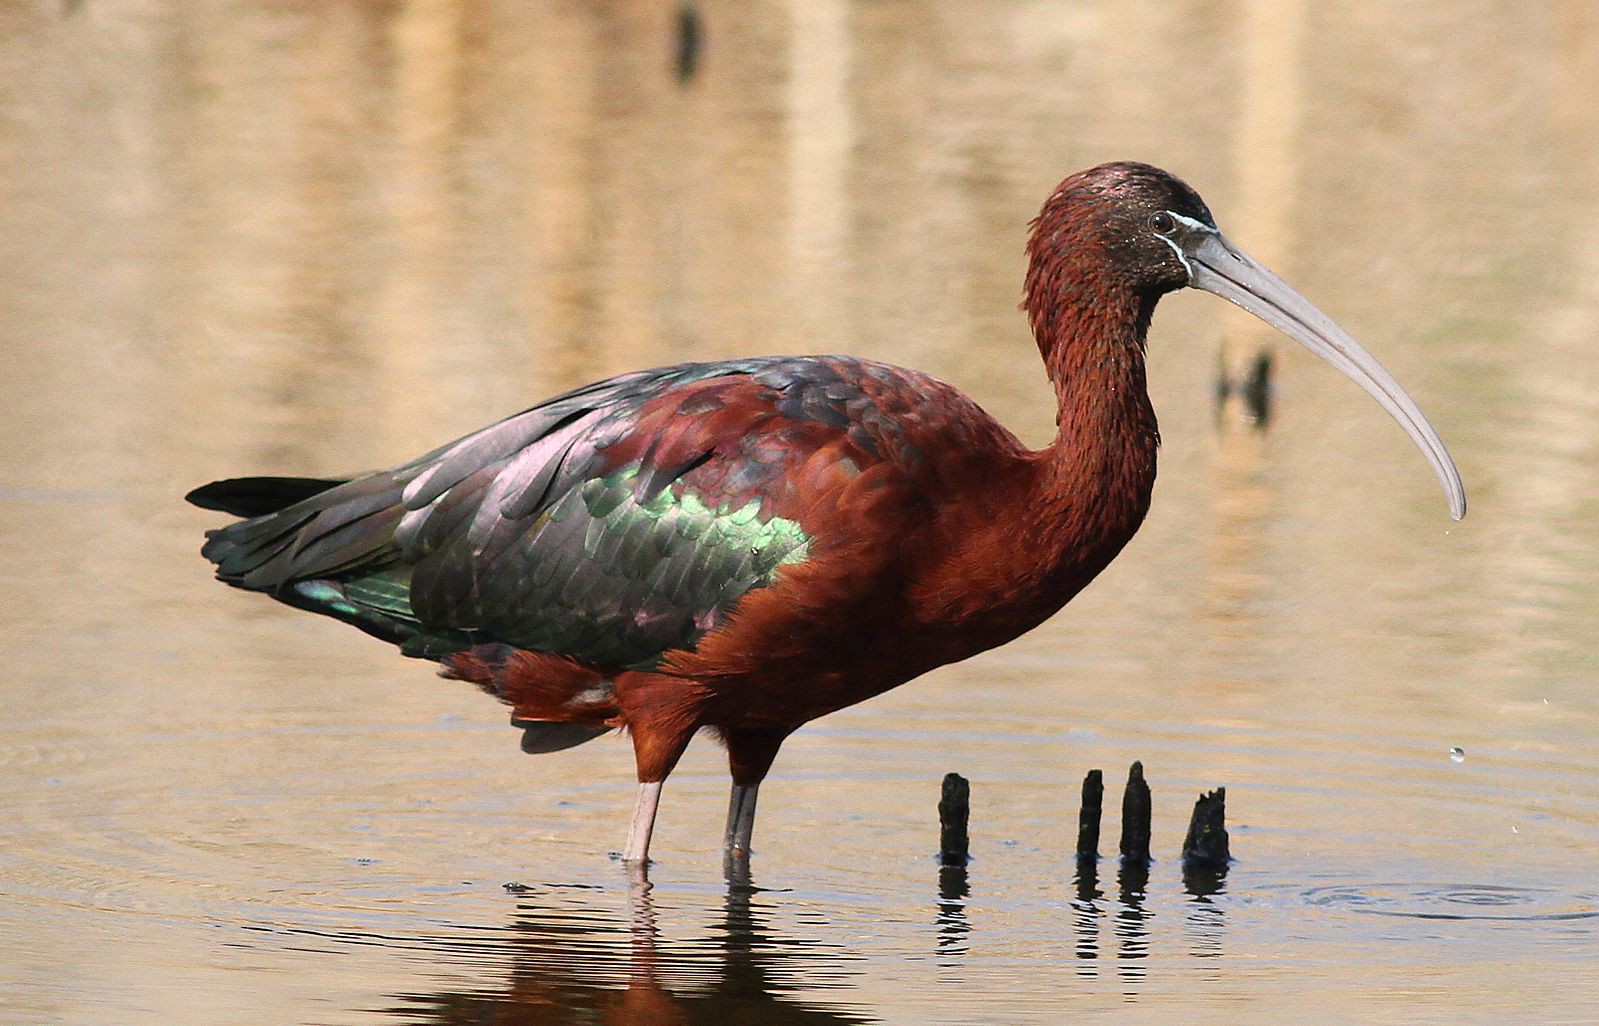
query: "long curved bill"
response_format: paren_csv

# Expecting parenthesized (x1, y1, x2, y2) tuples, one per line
(1178, 225, 1466, 521)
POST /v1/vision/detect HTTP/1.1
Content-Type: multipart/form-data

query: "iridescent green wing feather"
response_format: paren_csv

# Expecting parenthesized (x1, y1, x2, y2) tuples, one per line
(195, 358, 882, 670)
(404, 467, 810, 668)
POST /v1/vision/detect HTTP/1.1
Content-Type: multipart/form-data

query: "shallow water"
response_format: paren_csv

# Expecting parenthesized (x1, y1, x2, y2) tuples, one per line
(3, 1, 1598, 1023)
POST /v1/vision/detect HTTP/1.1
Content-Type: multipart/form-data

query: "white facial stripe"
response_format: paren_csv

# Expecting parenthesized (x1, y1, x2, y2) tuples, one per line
(1157, 230, 1192, 279)
(1153, 211, 1216, 284)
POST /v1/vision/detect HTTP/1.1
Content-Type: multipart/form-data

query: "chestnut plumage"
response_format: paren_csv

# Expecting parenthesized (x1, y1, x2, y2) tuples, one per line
(189, 162, 1464, 863)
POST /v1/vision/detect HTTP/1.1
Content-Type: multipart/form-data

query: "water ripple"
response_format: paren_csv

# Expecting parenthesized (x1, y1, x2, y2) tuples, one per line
(1303, 882, 1599, 922)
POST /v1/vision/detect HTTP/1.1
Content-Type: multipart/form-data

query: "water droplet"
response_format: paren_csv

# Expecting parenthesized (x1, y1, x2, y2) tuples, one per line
(1449, 746, 1466, 763)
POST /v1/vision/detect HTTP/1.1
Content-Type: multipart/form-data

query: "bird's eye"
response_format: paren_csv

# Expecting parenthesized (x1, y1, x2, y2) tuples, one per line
(1150, 211, 1176, 234)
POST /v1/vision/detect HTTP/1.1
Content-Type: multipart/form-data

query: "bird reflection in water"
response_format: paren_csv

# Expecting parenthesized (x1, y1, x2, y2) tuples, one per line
(385, 864, 870, 1026)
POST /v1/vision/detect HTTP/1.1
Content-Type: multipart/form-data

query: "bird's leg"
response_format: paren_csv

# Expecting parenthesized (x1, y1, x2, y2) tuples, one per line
(721, 726, 793, 861)
(723, 782, 760, 856)
(620, 705, 698, 864)
(623, 781, 664, 863)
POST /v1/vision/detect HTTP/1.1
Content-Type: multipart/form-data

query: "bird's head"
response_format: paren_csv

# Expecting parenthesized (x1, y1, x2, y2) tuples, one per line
(1029, 161, 1219, 296)
(1026, 161, 1466, 521)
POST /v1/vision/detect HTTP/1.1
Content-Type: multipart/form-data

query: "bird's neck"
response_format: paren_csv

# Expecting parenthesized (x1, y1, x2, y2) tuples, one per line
(893, 278, 1162, 657)
(1025, 281, 1161, 575)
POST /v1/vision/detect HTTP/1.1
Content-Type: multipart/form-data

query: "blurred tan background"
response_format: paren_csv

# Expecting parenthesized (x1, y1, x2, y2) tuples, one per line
(2, 3, 1597, 1024)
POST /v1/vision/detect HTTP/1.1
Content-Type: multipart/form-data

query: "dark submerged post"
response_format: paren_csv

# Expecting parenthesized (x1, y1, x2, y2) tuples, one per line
(1076, 769, 1103, 861)
(1181, 787, 1230, 869)
(1118, 761, 1152, 865)
(674, 4, 703, 82)
(1216, 351, 1274, 426)
(1072, 767, 1105, 965)
(939, 772, 970, 866)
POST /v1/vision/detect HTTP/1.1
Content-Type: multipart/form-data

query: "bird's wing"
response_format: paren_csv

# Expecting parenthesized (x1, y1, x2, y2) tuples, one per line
(198, 356, 926, 670)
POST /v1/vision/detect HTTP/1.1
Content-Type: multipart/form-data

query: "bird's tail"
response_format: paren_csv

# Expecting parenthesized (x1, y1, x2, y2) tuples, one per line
(185, 476, 349, 518)
(185, 472, 408, 590)
(186, 472, 443, 652)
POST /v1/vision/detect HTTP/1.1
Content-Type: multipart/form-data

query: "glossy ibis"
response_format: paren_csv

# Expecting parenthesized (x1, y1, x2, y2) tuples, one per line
(188, 162, 1465, 863)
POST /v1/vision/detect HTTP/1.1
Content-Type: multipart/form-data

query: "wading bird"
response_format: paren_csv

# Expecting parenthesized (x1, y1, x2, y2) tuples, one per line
(189, 163, 1465, 864)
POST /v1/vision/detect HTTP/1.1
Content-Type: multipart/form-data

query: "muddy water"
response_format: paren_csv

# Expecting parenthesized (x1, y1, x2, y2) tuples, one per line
(3, 2, 1598, 1023)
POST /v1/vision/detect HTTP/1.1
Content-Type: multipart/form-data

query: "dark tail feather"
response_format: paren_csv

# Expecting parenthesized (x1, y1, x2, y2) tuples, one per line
(193, 471, 405, 591)
(186, 476, 348, 517)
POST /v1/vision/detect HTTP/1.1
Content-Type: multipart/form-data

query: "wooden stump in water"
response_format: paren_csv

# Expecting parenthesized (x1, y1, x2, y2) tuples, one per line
(938, 772, 970, 866)
(1076, 769, 1103, 861)
(1118, 761, 1152, 865)
(1181, 787, 1230, 870)
(930, 765, 1226, 882)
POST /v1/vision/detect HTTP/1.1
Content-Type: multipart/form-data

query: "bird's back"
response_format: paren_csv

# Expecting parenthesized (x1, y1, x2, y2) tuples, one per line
(190, 356, 1021, 688)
